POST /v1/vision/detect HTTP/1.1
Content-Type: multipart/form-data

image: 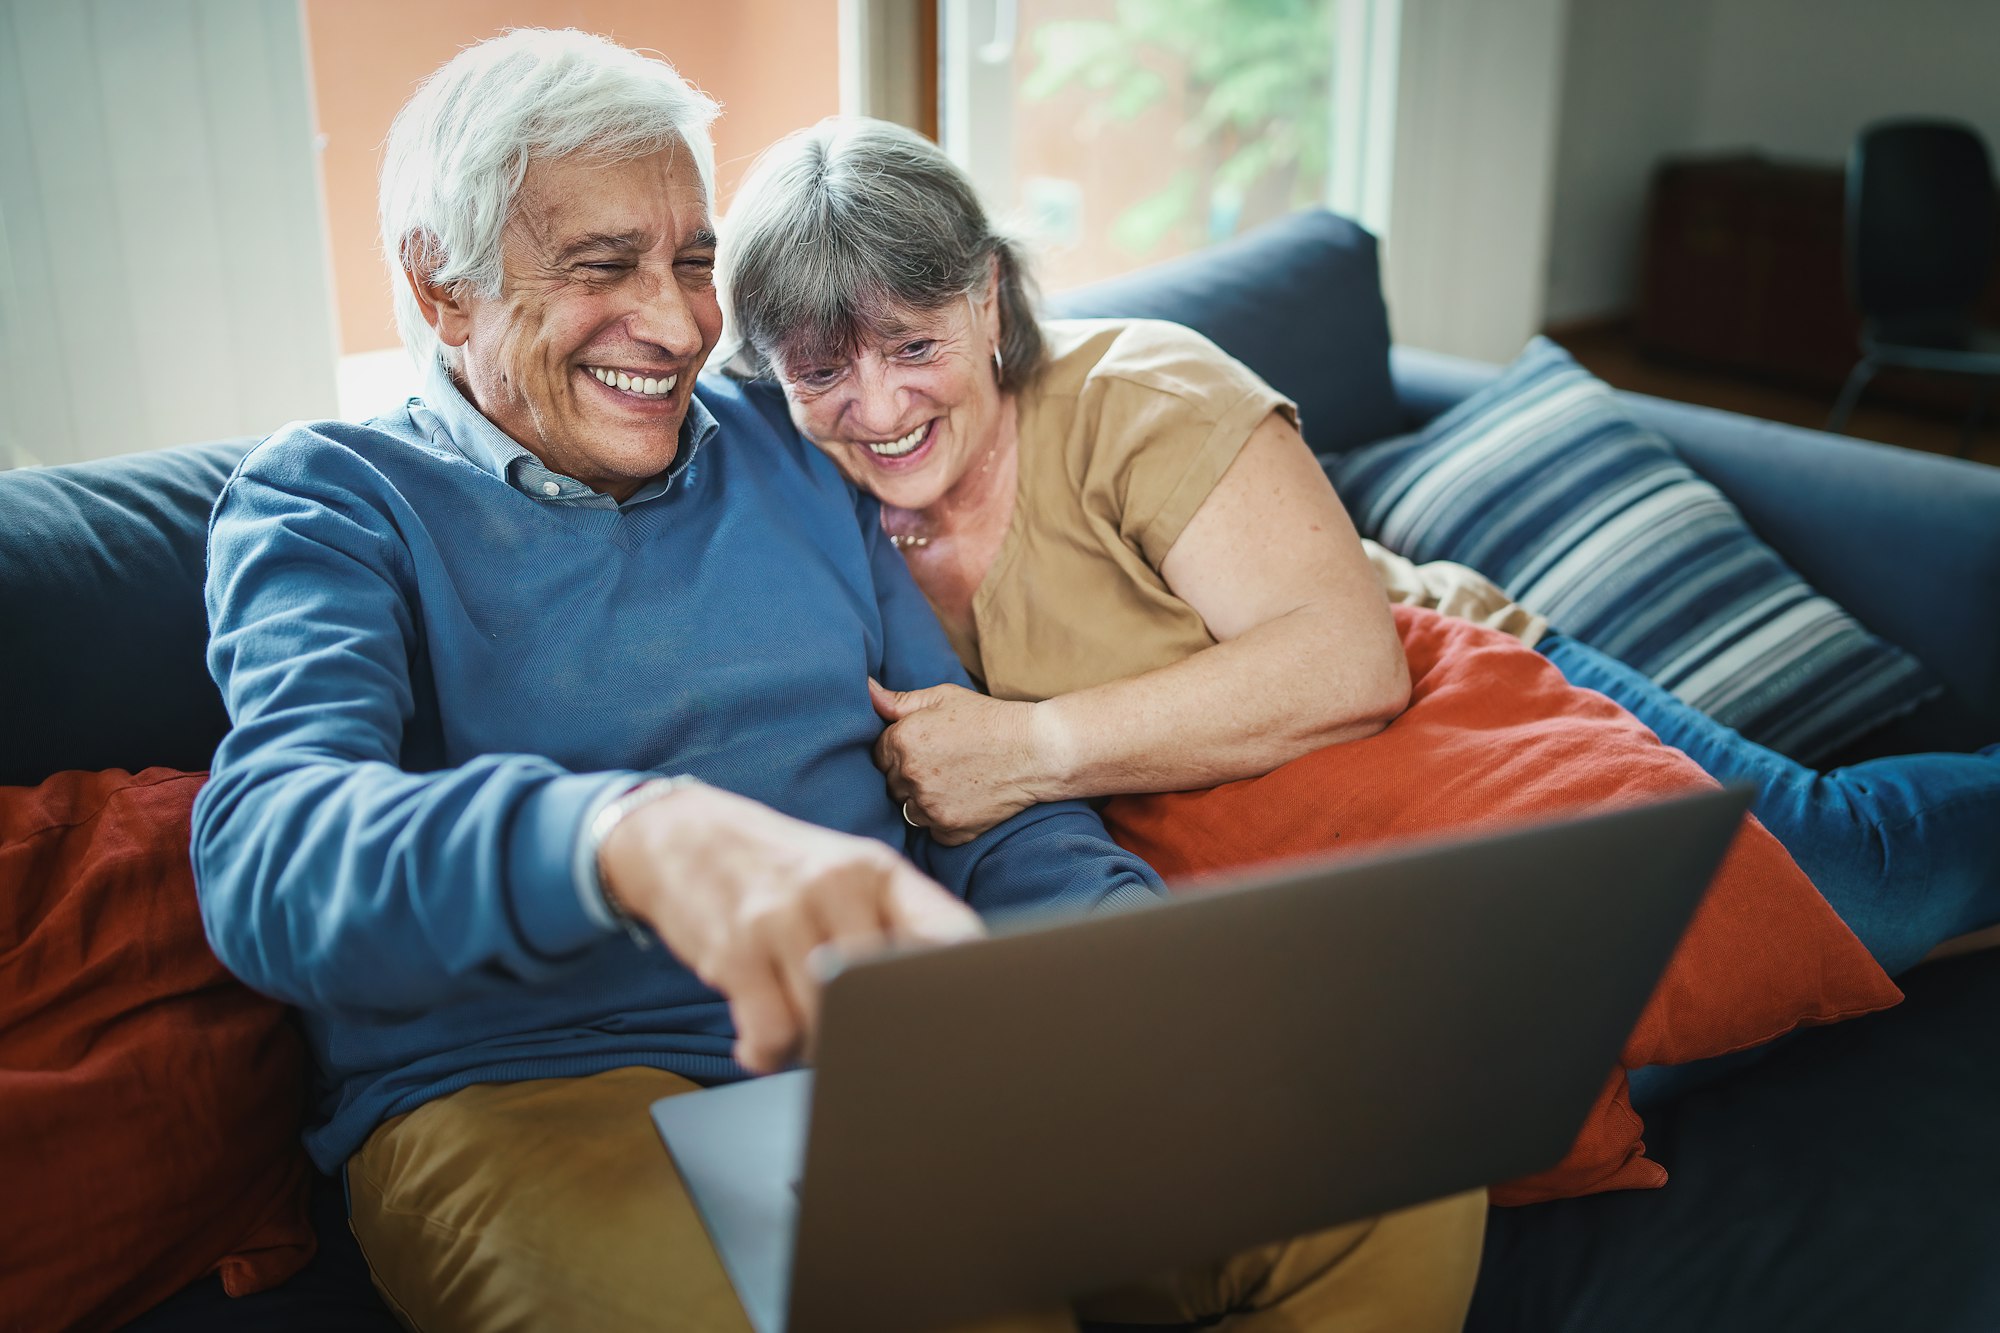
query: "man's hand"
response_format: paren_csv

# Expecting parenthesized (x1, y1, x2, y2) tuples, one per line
(598, 783, 983, 1073)
(869, 678, 1065, 845)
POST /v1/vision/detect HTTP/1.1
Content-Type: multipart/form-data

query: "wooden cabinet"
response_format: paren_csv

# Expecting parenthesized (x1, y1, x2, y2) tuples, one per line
(1634, 153, 2000, 404)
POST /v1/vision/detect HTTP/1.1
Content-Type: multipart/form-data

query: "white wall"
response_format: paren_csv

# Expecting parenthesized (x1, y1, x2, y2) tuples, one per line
(1691, 0, 2000, 160)
(1542, 0, 1711, 325)
(0, 0, 337, 468)
(1544, 0, 2000, 327)
(1383, 0, 1571, 362)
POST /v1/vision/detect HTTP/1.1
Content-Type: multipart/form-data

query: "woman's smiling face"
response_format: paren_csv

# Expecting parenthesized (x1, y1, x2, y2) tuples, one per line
(774, 283, 1010, 513)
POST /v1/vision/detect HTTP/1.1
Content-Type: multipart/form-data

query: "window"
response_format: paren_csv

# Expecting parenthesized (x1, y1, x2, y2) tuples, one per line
(938, 0, 1399, 292)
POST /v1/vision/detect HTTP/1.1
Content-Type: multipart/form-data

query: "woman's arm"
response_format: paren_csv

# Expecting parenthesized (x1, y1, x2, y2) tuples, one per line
(873, 410, 1408, 843)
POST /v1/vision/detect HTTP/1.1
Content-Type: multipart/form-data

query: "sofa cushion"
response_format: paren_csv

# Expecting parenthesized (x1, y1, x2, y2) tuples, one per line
(0, 441, 252, 787)
(1468, 946, 2000, 1333)
(1100, 606, 1901, 1205)
(1048, 209, 1401, 456)
(1335, 338, 1941, 764)
(0, 767, 315, 1332)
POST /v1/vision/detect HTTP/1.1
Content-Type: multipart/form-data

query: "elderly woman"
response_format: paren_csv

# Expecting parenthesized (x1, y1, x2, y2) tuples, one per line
(719, 117, 2000, 981)
(720, 118, 1412, 845)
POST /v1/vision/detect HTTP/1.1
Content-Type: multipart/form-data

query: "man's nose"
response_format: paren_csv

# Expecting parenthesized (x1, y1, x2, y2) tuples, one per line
(626, 266, 703, 358)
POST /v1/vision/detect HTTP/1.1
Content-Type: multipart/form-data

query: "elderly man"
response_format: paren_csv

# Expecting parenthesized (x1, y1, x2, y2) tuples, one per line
(193, 28, 1482, 1333)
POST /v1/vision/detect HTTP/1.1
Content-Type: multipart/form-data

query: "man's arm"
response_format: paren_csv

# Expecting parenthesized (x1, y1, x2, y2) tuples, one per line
(193, 444, 622, 1014)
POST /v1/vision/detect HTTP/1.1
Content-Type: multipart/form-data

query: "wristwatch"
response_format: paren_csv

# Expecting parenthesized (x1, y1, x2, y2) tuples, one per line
(585, 774, 703, 946)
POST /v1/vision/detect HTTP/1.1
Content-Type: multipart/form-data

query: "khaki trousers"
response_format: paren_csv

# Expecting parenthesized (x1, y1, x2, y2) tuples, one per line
(347, 1067, 1485, 1333)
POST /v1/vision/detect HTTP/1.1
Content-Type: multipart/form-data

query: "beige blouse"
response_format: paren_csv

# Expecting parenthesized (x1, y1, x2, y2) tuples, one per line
(953, 319, 1541, 703)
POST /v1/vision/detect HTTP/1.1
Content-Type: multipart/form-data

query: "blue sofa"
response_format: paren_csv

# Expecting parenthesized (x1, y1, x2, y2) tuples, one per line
(5, 210, 1996, 1331)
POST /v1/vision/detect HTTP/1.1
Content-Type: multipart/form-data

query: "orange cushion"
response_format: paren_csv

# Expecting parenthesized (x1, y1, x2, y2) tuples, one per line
(1101, 605, 1902, 1205)
(0, 768, 315, 1331)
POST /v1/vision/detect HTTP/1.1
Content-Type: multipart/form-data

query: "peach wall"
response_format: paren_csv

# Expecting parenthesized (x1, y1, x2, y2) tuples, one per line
(302, 1, 840, 354)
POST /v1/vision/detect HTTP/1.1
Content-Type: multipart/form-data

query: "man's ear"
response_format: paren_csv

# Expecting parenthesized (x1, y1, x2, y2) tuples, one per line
(400, 232, 474, 349)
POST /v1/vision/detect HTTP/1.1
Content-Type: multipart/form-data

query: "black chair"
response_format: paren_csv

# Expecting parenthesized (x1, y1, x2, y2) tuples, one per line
(1827, 119, 2000, 456)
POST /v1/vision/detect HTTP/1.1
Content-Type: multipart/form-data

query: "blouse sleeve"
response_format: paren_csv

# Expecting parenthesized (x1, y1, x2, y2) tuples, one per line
(1067, 320, 1300, 571)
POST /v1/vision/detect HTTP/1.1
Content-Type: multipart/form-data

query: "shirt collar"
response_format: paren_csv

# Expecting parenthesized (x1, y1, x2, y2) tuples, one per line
(413, 357, 718, 509)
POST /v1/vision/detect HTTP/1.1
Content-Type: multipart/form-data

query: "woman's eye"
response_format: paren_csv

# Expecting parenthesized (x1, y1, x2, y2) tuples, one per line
(897, 340, 936, 361)
(799, 368, 842, 390)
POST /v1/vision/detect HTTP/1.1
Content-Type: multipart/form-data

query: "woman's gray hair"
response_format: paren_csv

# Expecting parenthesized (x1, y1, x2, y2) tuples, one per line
(380, 28, 721, 372)
(717, 117, 1045, 392)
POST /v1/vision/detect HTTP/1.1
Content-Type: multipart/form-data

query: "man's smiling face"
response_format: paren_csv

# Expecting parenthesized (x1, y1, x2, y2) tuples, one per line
(432, 143, 721, 501)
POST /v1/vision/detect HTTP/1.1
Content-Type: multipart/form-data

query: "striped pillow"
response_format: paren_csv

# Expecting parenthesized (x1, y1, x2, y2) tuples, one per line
(1333, 338, 1938, 762)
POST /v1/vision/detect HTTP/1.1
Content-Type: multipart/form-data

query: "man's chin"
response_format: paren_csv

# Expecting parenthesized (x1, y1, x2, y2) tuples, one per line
(583, 393, 688, 446)
(601, 427, 685, 488)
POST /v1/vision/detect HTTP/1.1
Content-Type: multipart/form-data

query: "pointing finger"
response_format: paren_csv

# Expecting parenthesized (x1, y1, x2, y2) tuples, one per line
(727, 954, 806, 1075)
(881, 865, 985, 946)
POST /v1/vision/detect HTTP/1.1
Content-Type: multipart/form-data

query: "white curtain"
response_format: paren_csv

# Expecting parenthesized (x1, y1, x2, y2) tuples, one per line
(0, 0, 337, 468)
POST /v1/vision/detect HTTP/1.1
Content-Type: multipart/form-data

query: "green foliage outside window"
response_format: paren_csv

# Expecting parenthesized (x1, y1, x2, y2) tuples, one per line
(1022, 0, 1337, 257)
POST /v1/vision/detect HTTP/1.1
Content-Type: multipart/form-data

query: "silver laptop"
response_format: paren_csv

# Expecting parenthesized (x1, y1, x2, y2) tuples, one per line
(654, 788, 1750, 1333)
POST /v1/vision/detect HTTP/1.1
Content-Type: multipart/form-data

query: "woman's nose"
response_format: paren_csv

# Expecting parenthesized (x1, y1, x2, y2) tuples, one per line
(842, 362, 912, 436)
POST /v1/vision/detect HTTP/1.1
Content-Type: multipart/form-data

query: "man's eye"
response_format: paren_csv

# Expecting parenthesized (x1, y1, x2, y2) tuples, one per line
(578, 262, 629, 275)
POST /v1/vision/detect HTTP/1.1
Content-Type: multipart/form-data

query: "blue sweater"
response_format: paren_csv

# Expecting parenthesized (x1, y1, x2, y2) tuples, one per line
(193, 370, 1163, 1171)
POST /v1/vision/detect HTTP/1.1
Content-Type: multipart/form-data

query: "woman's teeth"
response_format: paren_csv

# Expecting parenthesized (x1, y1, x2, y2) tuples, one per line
(587, 367, 677, 397)
(866, 423, 928, 458)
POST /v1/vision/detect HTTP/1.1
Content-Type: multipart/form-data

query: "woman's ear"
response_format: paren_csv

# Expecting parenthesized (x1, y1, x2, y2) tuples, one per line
(400, 232, 474, 349)
(981, 252, 1005, 344)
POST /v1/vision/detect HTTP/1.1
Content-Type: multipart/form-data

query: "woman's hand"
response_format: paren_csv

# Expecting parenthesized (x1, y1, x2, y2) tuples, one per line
(869, 678, 1063, 845)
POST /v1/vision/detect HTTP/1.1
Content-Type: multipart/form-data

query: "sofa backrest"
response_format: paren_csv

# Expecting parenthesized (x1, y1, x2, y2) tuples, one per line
(1048, 209, 1402, 456)
(1, 442, 248, 786)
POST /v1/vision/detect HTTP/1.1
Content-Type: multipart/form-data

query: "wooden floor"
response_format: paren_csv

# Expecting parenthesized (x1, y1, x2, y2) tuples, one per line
(1550, 323, 2000, 470)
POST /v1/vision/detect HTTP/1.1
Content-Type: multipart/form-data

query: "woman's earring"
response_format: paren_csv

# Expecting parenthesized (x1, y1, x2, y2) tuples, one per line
(992, 344, 1006, 385)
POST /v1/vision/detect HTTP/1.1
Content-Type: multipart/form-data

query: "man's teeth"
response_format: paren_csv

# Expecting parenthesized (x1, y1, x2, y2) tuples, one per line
(587, 367, 677, 396)
(866, 423, 928, 458)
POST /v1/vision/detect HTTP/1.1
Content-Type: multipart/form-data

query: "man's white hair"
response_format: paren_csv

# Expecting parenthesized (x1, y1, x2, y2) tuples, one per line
(379, 28, 720, 371)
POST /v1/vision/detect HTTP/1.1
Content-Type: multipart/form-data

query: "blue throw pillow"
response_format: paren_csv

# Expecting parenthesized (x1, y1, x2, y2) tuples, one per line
(1333, 338, 1939, 763)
